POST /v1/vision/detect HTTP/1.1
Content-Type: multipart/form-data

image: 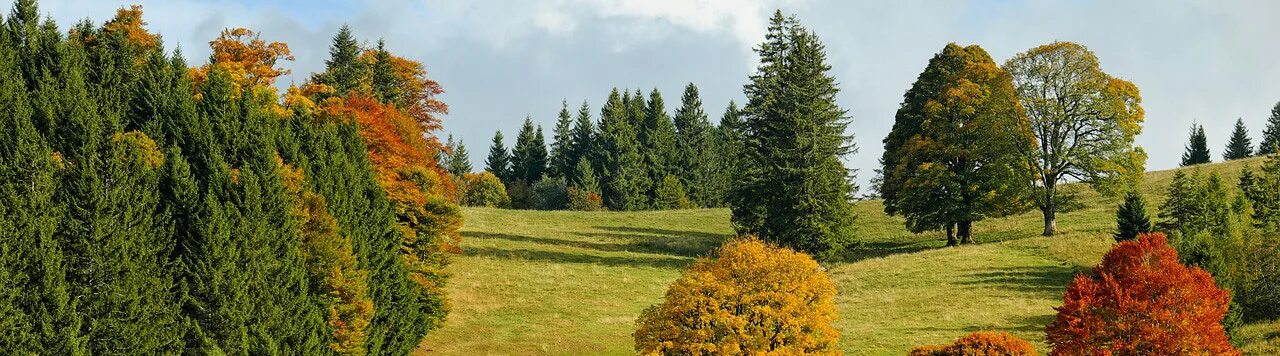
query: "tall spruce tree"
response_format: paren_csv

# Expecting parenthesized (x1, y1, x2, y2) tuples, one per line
(710, 101, 744, 207)
(641, 88, 678, 203)
(549, 99, 575, 179)
(880, 43, 1035, 246)
(318, 24, 364, 95)
(485, 130, 511, 184)
(732, 12, 858, 258)
(597, 88, 647, 210)
(673, 83, 716, 207)
(1223, 118, 1253, 160)
(569, 100, 595, 182)
(445, 135, 472, 176)
(511, 116, 548, 184)
(1260, 102, 1280, 155)
(1182, 123, 1211, 166)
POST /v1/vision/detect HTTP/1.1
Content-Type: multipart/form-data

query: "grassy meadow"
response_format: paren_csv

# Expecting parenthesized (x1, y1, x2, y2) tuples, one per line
(418, 156, 1280, 355)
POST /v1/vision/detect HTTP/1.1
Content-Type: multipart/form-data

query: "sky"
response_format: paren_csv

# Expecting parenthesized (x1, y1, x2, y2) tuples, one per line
(17, 0, 1280, 189)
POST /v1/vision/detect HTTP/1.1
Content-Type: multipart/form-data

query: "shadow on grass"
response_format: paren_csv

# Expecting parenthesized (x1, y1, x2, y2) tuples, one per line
(467, 230, 722, 258)
(462, 245, 690, 269)
(958, 265, 1083, 298)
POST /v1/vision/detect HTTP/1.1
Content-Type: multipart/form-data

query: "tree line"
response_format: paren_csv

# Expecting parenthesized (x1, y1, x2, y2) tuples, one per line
(1179, 107, 1280, 166)
(0, 1, 461, 354)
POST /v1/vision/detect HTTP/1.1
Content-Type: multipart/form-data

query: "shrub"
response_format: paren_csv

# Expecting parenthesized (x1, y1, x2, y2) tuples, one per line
(1045, 232, 1237, 356)
(567, 186, 603, 211)
(530, 175, 568, 210)
(909, 331, 1036, 356)
(460, 172, 509, 208)
(634, 238, 839, 355)
(506, 181, 533, 209)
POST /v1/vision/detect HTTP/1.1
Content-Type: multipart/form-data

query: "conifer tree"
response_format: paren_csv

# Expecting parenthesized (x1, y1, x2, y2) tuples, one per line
(1181, 123, 1211, 166)
(319, 24, 364, 95)
(709, 101, 744, 207)
(1261, 102, 1280, 156)
(485, 130, 511, 184)
(569, 100, 595, 181)
(510, 116, 548, 184)
(597, 88, 648, 210)
(549, 99, 575, 178)
(1223, 118, 1253, 160)
(1115, 191, 1154, 242)
(642, 88, 678, 203)
(673, 83, 715, 207)
(447, 137, 472, 176)
(653, 174, 692, 210)
(732, 12, 858, 258)
(371, 40, 403, 104)
(572, 156, 600, 194)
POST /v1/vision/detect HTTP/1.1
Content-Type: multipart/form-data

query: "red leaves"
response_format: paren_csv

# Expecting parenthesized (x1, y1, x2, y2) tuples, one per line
(1046, 232, 1238, 355)
(910, 331, 1037, 356)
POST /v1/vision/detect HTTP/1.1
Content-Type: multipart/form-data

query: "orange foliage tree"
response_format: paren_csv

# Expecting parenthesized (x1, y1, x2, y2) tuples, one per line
(634, 238, 840, 355)
(910, 332, 1036, 356)
(1045, 232, 1237, 355)
(95, 5, 160, 50)
(192, 27, 294, 93)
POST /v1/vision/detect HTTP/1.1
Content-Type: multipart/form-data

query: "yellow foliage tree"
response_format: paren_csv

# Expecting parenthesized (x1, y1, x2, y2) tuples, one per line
(192, 27, 294, 94)
(634, 238, 840, 355)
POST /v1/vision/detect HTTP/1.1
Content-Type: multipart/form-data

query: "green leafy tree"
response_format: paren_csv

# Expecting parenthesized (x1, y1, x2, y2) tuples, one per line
(880, 43, 1035, 246)
(597, 88, 648, 210)
(549, 99, 575, 179)
(1260, 102, 1280, 155)
(485, 130, 511, 184)
(1005, 41, 1147, 236)
(1181, 123, 1211, 166)
(316, 24, 365, 95)
(510, 116, 548, 184)
(1115, 191, 1154, 242)
(732, 12, 858, 258)
(1223, 118, 1253, 160)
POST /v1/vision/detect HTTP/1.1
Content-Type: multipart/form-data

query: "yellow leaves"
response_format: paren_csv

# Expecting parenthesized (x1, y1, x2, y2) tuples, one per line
(192, 27, 294, 95)
(99, 5, 160, 50)
(635, 238, 841, 355)
(110, 131, 164, 170)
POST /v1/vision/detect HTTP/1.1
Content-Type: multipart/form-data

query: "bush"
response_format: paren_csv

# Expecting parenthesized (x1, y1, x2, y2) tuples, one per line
(567, 186, 603, 211)
(909, 331, 1036, 356)
(530, 176, 568, 210)
(506, 181, 533, 209)
(633, 238, 839, 355)
(1045, 232, 1237, 355)
(460, 172, 509, 208)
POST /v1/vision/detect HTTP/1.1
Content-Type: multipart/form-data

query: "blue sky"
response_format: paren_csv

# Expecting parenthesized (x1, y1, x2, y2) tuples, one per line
(19, 0, 1280, 189)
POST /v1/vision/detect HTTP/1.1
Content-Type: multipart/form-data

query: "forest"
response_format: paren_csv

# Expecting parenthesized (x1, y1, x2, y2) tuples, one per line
(2, 1, 1279, 355)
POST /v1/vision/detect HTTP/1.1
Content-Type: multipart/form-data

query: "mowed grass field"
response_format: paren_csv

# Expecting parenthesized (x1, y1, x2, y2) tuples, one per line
(418, 156, 1280, 355)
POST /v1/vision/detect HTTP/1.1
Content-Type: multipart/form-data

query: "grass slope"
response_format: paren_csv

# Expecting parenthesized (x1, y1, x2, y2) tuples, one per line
(418, 157, 1279, 355)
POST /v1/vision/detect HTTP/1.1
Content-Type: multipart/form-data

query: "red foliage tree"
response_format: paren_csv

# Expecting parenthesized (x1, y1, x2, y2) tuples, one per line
(1045, 232, 1238, 355)
(910, 331, 1037, 356)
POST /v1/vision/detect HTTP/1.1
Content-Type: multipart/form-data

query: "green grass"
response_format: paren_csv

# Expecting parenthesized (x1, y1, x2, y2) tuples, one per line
(417, 157, 1280, 355)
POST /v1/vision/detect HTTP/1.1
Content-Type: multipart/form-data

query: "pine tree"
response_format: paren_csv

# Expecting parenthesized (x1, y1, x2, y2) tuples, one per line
(1260, 102, 1280, 155)
(569, 100, 594, 182)
(1181, 123, 1211, 166)
(371, 39, 403, 105)
(642, 88, 678, 204)
(443, 134, 471, 176)
(597, 88, 648, 210)
(673, 83, 715, 207)
(1115, 191, 1153, 242)
(653, 174, 692, 210)
(485, 130, 511, 184)
(319, 24, 364, 95)
(549, 99, 575, 179)
(1223, 118, 1253, 160)
(710, 101, 744, 207)
(572, 157, 600, 194)
(733, 12, 858, 258)
(510, 116, 548, 184)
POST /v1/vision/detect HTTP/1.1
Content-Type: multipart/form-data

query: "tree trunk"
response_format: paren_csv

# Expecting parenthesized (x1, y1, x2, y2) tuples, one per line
(958, 220, 973, 244)
(945, 222, 957, 247)
(1042, 208, 1057, 236)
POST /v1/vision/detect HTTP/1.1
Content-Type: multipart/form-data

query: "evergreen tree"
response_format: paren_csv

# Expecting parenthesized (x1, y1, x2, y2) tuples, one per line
(597, 88, 648, 210)
(1259, 102, 1280, 155)
(572, 156, 600, 194)
(444, 134, 472, 176)
(732, 12, 858, 258)
(1115, 191, 1154, 242)
(709, 101, 744, 207)
(510, 116, 548, 184)
(653, 174, 692, 210)
(485, 130, 511, 184)
(569, 100, 595, 181)
(641, 88, 678, 204)
(1223, 118, 1253, 160)
(1181, 123, 1211, 166)
(371, 39, 403, 104)
(318, 24, 364, 95)
(549, 99, 575, 179)
(673, 83, 715, 207)
(1240, 153, 1280, 230)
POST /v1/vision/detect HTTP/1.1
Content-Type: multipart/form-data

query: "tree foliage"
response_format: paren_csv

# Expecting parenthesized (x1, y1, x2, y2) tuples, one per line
(633, 238, 839, 355)
(460, 171, 509, 208)
(909, 332, 1037, 356)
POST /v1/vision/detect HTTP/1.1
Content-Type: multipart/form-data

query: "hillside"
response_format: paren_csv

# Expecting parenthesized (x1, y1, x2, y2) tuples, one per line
(418, 156, 1280, 355)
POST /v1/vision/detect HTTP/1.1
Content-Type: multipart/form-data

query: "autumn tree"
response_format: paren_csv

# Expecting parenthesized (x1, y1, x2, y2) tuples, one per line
(731, 12, 857, 258)
(1005, 41, 1146, 236)
(910, 332, 1037, 356)
(460, 171, 509, 208)
(193, 27, 293, 93)
(1181, 123, 1211, 166)
(1224, 118, 1254, 160)
(881, 43, 1034, 246)
(1260, 102, 1280, 155)
(634, 238, 839, 355)
(1045, 233, 1237, 355)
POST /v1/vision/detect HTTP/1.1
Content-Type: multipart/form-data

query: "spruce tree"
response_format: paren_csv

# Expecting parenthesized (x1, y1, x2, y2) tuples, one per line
(641, 88, 678, 204)
(1260, 101, 1280, 155)
(510, 116, 548, 184)
(1223, 118, 1253, 160)
(597, 88, 647, 210)
(485, 130, 511, 184)
(710, 101, 744, 207)
(1114, 191, 1153, 242)
(653, 174, 692, 209)
(1181, 123, 1211, 166)
(572, 156, 600, 194)
(447, 137, 472, 176)
(733, 12, 858, 258)
(673, 83, 714, 207)
(569, 100, 594, 182)
(371, 39, 403, 104)
(319, 24, 364, 95)
(549, 99, 575, 179)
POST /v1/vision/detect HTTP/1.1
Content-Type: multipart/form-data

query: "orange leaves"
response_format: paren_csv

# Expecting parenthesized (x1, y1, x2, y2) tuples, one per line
(1045, 232, 1238, 355)
(193, 27, 294, 93)
(910, 331, 1037, 356)
(100, 5, 159, 50)
(634, 238, 840, 355)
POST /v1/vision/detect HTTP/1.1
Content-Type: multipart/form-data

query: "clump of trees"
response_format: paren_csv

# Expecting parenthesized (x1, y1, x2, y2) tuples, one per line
(1045, 233, 1237, 355)
(633, 238, 839, 355)
(0, 1, 459, 354)
(910, 332, 1037, 356)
